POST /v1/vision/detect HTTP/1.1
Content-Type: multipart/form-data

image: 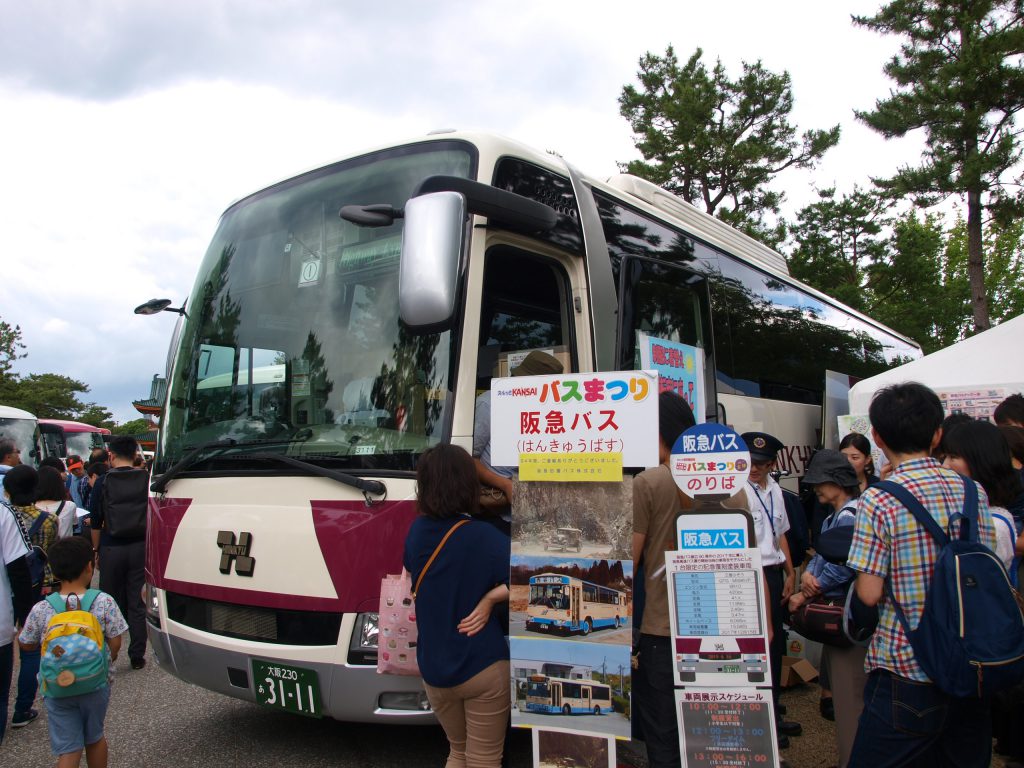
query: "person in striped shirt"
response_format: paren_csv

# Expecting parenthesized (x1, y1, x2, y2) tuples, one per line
(846, 382, 996, 768)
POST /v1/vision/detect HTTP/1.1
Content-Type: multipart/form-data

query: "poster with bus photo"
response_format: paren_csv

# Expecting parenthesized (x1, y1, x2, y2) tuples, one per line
(533, 729, 614, 768)
(511, 638, 631, 740)
(511, 479, 632, 559)
(511, 555, 632, 645)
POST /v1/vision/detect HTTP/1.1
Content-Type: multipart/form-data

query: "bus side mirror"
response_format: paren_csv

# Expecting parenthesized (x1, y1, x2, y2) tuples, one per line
(399, 191, 466, 331)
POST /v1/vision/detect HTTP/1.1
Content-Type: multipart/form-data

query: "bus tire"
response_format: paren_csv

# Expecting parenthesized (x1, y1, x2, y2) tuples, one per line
(593, 705, 601, 715)
(582, 618, 592, 635)
(563, 704, 571, 716)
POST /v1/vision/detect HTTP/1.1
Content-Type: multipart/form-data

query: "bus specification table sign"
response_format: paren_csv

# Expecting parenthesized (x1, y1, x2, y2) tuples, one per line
(675, 688, 778, 767)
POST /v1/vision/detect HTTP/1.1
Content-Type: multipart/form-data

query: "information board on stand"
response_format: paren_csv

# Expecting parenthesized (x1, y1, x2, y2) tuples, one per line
(666, 424, 780, 767)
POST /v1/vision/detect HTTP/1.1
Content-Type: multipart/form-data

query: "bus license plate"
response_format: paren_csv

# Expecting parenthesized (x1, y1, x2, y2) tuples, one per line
(252, 660, 322, 718)
(721, 664, 741, 674)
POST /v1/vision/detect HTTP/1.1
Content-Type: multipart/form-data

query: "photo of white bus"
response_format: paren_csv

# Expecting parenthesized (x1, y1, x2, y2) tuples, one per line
(142, 131, 920, 723)
(525, 675, 613, 716)
(527, 573, 627, 636)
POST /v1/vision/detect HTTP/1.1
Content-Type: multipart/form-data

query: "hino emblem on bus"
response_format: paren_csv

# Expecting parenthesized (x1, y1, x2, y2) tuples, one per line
(216, 531, 256, 576)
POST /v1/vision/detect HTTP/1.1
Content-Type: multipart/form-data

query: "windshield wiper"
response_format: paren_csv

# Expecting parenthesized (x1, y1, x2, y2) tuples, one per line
(235, 452, 387, 503)
(150, 438, 239, 493)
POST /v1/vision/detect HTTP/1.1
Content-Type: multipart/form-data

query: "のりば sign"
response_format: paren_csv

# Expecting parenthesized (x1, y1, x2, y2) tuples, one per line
(489, 370, 659, 468)
(670, 424, 751, 500)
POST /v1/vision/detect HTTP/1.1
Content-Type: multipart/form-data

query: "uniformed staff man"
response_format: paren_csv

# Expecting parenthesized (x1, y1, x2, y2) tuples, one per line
(742, 431, 802, 748)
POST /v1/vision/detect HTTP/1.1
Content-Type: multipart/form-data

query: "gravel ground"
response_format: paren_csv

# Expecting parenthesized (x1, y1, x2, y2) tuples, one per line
(4, 652, 1009, 767)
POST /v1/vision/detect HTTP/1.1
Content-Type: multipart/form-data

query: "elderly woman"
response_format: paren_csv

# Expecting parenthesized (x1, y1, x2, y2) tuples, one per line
(403, 444, 510, 768)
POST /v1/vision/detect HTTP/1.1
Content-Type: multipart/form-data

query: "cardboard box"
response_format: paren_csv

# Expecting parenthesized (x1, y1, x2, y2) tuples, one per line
(780, 656, 818, 688)
(786, 629, 823, 669)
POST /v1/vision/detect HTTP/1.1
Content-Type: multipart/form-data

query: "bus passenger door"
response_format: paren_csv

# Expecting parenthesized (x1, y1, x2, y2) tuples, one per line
(616, 258, 718, 424)
(571, 584, 581, 628)
(551, 683, 561, 709)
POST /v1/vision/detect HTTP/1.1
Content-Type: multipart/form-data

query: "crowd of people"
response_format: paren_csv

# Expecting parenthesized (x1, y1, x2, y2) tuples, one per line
(1, 435, 151, 767)
(4, 386, 1024, 767)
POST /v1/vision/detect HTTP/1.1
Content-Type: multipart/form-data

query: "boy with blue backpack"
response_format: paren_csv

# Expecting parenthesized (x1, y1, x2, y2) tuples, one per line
(846, 382, 1020, 767)
(18, 535, 127, 768)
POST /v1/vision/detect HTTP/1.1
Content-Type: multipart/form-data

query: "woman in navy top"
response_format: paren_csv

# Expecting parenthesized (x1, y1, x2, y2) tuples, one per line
(403, 444, 510, 768)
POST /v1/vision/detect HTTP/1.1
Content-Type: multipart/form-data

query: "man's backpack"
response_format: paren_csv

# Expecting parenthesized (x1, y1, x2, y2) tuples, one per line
(39, 590, 109, 698)
(1, 499, 45, 584)
(877, 477, 1024, 698)
(102, 469, 149, 538)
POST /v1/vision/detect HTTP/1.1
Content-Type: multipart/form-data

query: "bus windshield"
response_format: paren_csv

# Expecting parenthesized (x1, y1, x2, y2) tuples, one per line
(527, 680, 550, 698)
(65, 431, 103, 458)
(530, 585, 569, 609)
(158, 143, 475, 472)
(0, 417, 38, 462)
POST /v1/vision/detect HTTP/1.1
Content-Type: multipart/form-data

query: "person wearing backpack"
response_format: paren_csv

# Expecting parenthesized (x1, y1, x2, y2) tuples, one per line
(4, 463, 60, 730)
(846, 383, 1000, 767)
(18, 535, 127, 768)
(88, 435, 148, 670)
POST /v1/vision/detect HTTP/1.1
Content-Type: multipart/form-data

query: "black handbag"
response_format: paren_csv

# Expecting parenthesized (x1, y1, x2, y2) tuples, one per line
(790, 594, 853, 649)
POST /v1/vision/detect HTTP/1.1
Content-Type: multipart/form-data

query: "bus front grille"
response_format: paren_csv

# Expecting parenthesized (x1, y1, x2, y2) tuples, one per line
(165, 592, 343, 646)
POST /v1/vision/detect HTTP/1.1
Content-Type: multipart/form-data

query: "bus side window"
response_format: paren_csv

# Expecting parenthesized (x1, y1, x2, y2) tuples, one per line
(478, 247, 575, 389)
(617, 257, 716, 419)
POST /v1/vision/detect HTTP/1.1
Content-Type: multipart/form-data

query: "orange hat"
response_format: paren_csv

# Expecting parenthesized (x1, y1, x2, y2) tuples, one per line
(67, 459, 85, 471)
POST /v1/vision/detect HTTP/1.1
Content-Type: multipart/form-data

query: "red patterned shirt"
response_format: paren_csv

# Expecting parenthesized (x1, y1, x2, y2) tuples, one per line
(847, 457, 996, 681)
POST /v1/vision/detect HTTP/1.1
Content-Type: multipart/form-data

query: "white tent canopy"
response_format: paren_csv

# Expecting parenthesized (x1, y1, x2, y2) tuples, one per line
(849, 313, 1024, 414)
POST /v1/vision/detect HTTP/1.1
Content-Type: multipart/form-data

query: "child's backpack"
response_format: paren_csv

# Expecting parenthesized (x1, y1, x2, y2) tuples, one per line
(39, 590, 109, 698)
(877, 477, 1024, 698)
(102, 469, 149, 538)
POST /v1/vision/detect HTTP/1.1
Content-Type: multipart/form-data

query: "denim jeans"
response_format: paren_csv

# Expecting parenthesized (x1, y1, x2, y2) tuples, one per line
(848, 669, 991, 768)
(0, 641, 13, 745)
(15, 645, 40, 714)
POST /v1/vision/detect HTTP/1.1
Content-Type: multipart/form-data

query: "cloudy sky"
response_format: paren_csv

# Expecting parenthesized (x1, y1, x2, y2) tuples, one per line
(0, 0, 917, 423)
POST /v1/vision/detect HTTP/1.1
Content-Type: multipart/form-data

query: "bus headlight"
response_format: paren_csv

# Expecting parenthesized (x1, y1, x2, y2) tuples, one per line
(144, 583, 160, 628)
(348, 612, 379, 665)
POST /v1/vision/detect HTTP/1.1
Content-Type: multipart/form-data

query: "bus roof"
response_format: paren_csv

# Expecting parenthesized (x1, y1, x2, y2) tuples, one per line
(0, 405, 36, 420)
(222, 130, 921, 353)
(38, 419, 111, 435)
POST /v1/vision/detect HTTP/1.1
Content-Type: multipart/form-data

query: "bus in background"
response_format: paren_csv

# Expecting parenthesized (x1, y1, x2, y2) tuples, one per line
(525, 675, 613, 716)
(142, 131, 921, 724)
(0, 405, 40, 467)
(38, 419, 111, 460)
(527, 573, 627, 635)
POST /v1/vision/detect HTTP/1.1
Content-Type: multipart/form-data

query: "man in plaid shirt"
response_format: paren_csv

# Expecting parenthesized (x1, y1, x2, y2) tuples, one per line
(847, 383, 996, 767)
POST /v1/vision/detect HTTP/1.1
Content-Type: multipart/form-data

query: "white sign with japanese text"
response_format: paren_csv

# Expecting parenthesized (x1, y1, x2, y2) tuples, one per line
(670, 424, 751, 500)
(665, 548, 770, 688)
(490, 370, 658, 468)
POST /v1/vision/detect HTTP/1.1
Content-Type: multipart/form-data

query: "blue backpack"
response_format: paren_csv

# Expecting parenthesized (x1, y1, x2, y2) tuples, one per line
(876, 478, 1024, 698)
(39, 590, 109, 698)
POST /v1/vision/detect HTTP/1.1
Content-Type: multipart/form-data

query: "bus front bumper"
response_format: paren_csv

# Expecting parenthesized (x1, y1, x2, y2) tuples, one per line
(147, 618, 436, 724)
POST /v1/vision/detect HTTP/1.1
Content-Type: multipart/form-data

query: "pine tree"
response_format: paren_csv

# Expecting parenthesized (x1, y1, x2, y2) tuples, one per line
(854, 0, 1024, 331)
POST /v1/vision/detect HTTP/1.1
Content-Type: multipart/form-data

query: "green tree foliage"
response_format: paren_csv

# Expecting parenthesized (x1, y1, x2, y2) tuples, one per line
(112, 418, 153, 436)
(619, 46, 840, 247)
(0, 372, 112, 427)
(0, 318, 27, 380)
(789, 187, 886, 311)
(866, 212, 958, 353)
(854, 0, 1024, 332)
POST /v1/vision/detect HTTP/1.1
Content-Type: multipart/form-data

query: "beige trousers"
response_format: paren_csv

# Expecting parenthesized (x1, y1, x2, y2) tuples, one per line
(827, 644, 868, 768)
(423, 660, 511, 768)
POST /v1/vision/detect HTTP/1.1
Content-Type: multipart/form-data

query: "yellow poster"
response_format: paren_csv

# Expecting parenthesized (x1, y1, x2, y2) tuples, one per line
(518, 452, 623, 482)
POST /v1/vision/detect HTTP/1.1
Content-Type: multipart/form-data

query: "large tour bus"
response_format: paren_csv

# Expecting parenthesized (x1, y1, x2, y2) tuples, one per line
(144, 131, 921, 723)
(525, 675, 613, 716)
(38, 419, 110, 461)
(0, 405, 40, 466)
(527, 573, 627, 635)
